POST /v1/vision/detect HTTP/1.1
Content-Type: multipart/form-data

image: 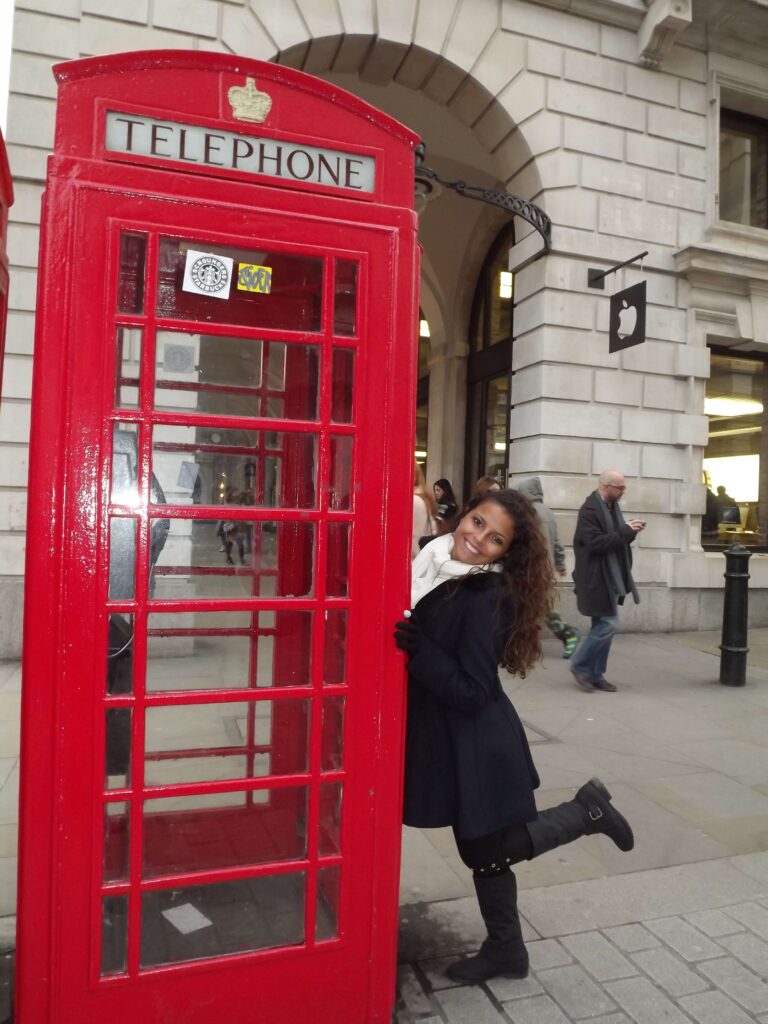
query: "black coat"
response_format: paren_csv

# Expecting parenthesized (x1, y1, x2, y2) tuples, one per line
(402, 573, 540, 840)
(572, 491, 637, 617)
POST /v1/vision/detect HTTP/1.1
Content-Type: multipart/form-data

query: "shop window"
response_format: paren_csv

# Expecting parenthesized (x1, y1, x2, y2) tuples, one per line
(720, 110, 768, 230)
(702, 350, 767, 549)
(465, 224, 515, 491)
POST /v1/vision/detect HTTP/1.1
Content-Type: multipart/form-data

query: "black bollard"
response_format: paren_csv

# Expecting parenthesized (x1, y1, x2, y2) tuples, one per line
(719, 543, 751, 687)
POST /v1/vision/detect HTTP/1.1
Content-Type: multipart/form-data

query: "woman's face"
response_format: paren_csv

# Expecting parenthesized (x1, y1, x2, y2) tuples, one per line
(434, 484, 444, 501)
(453, 500, 515, 565)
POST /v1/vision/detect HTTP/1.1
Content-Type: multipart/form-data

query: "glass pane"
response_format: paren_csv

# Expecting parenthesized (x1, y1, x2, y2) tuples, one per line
(104, 802, 130, 883)
(145, 698, 310, 785)
(489, 263, 513, 345)
(326, 523, 349, 598)
(146, 609, 312, 692)
(152, 424, 317, 509)
(154, 332, 320, 421)
(157, 237, 323, 332)
(101, 895, 129, 976)
(702, 351, 765, 548)
(719, 114, 767, 229)
(484, 374, 508, 483)
(318, 782, 342, 856)
(107, 613, 133, 696)
(331, 348, 355, 423)
(106, 708, 131, 788)
(316, 866, 340, 941)
(143, 786, 308, 878)
(111, 423, 140, 506)
(149, 519, 315, 600)
(321, 697, 344, 772)
(328, 436, 353, 511)
(323, 609, 347, 686)
(333, 260, 357, 336)
(140, 873, 305, 967)
(109, 518, 137, 601)
(416, 403, 428, 465)
(115, 326, 142, 408)
(117, 232, 147, 314)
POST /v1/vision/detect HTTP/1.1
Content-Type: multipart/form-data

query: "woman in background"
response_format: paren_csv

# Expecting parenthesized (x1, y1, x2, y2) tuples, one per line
(433, 478, 459, 535)
(412, 462, 438, 558)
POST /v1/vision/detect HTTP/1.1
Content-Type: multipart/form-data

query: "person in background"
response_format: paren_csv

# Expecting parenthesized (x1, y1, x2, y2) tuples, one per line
(570, 470, 645, 692)
(395, 489, 634, 984)
(471, 475, 502, 501)
(413, 462, 438, 558)
(516, 477, 581, 659)
(433, 478, 459, 535)
(715, 485, 738, 517)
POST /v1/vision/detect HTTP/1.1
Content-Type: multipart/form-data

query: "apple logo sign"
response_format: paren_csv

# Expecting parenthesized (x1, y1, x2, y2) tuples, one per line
(609, 281, 646, 353)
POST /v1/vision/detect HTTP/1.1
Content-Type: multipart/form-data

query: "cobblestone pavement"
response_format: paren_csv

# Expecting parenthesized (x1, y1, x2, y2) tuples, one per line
(395, 894, 768, 1024)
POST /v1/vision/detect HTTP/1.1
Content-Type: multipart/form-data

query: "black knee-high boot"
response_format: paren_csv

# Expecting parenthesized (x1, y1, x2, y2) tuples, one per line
(527, 778, 634, 856)
(446, 871, 529, 984)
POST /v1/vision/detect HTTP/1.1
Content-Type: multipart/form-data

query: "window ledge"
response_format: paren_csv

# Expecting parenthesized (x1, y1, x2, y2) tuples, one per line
(669, 550, 768, 588)
(676, 225, 768, 287)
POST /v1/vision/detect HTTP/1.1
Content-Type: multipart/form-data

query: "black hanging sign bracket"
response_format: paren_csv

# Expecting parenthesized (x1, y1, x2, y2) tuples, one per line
(587, 250, 648, 290)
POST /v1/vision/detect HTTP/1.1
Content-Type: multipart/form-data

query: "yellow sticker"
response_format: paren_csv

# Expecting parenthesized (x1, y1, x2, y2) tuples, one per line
(237, 263, 272, 294)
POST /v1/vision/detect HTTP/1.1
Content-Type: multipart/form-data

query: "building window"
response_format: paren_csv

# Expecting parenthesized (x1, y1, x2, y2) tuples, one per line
(702, 350, 767, 549)
(464, 225, 515, 494)
(719, 109, 768, 229)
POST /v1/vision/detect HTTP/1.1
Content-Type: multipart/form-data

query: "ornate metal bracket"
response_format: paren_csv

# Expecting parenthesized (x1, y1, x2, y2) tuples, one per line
(414, 143, 551, 265)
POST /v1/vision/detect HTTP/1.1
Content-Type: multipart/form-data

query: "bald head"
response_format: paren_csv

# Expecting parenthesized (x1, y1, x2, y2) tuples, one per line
(598, 469, 626, 503)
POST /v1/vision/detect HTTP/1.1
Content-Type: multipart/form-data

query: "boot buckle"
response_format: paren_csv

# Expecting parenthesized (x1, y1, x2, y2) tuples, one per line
(588, 806, 603, 822)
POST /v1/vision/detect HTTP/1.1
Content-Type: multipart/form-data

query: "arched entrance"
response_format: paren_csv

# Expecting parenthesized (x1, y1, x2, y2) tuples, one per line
(274, 33, 543, 497)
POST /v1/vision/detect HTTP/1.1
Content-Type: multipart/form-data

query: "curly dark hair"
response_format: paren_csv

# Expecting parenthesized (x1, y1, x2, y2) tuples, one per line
(463, 488, 553, 676)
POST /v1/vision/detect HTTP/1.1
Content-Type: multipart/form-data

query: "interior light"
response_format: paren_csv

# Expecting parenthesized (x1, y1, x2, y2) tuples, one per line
(704, 396, 763, 417)
(419, 319, 430, 338)
(415, 450, 427, 459)
(498, 271, 513, 299)
(494, 442, 507, 451)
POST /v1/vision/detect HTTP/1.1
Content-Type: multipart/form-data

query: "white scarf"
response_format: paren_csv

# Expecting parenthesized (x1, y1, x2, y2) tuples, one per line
(410, 532, 502, 608)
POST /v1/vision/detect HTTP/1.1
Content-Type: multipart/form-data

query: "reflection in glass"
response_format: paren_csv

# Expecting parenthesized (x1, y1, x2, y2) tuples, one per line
(108, 518, 137, 600)
(318, 783, 342, 856)
(149, 519, 315, 600)
(107, 613, 133, 696)
(117, 233, 147, 314)
(145, 699, 310, 785)
(316, 866, 340, 941)
(323, 609, 347, 686)
(101, 895, 129, 976)
(154, 332, 320, 421)
(106, 707, 131, 788)
(326, 523, 349, 598)
(331, 349, 355, 423)
(146, 609, 312, 692)
(142, 786, 308, 877)
(140, 873, 305, 966)
(104, 802, 130, 883)
(111, 424, 140, 506)
(328, 436, 353, 511)
(156, 237, 323, 332)
(321, 697, 345, 772)
(115, 326, 142, 408)
(333, 261, 357, 336)
(484, 374, 509, 483)
(152, 424, 317, 509)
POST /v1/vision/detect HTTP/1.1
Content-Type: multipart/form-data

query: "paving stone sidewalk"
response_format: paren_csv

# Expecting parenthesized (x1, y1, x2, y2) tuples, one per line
(395, 887, 768, 1024)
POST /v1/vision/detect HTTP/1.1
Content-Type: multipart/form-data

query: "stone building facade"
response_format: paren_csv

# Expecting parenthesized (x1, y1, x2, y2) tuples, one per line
(2, 0, 768, 653)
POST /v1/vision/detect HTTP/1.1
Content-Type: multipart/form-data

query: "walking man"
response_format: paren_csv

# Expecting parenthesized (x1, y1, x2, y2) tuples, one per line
(517, 477, 581, 658)
(570, 470, 645, 692)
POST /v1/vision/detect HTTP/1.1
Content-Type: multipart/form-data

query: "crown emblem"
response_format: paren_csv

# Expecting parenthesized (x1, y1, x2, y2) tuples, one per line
(227, 77, 272, 124)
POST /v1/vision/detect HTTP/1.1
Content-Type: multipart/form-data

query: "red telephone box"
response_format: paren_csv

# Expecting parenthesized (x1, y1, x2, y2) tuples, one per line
(17, 52, 419, 1024)
(0, 129, 13, 398)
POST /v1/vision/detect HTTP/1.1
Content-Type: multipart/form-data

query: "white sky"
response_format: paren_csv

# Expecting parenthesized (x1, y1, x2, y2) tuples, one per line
(0, 2, 14, 133)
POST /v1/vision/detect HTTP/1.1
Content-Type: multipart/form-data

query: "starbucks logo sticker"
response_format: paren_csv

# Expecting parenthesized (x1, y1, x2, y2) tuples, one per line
(182, 249, 234, 300)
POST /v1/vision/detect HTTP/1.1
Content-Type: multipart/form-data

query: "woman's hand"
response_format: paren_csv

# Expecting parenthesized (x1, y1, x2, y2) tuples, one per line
(394, 618, 420, 655)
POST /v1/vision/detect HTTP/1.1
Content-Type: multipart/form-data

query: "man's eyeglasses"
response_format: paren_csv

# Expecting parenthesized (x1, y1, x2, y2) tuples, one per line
(607, 483, 626, 493)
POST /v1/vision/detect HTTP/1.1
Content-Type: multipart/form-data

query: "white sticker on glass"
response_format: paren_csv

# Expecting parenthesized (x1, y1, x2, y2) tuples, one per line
(161, 903, 213, 934)
(182, 250, 234, 301)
